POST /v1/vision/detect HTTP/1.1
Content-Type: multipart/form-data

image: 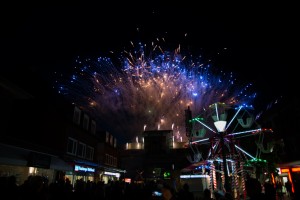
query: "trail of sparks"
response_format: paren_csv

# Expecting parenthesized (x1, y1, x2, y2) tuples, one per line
(55, 40, 256, 142)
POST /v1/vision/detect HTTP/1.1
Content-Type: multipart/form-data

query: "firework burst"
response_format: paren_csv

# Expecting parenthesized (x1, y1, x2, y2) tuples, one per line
(55, 39, 256, 143)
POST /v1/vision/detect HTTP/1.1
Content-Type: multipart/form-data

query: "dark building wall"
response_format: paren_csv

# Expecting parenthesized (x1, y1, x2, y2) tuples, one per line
(96, 131, 120, 169)
(120, 130, 191, 181)
(0, 76, 99, 168)
(257, 95, 300, 163)
(1, 97, 68, 155)
(120, 151, 145, 179)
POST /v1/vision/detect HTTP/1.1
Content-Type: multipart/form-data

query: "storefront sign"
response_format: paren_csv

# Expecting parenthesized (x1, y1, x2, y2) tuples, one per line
(104, 171, 120, 177)
(180, 174, 209, 179)
(74, 165, 95, 172)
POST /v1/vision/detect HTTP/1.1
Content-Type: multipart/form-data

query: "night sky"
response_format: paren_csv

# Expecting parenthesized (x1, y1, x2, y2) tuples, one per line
(1, 4, 297, 141)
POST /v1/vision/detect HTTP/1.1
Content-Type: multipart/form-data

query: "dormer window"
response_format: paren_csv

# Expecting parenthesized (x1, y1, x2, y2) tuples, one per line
(73, 107, 81, 125)
(114, 137, 117, 148)
(106, 132, 110, 143)
(83, 114, 89, 130)
(91, 120, 96, 135)
(110, 135, 114, 146)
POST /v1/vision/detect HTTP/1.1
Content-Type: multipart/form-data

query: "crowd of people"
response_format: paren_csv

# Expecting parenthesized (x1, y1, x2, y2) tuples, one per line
(0, 175, 194, 200)
(0, 174, 298, 200)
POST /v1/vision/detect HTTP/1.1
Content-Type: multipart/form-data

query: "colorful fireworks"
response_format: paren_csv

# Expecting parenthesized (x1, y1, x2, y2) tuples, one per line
(55, 39, 256, 142)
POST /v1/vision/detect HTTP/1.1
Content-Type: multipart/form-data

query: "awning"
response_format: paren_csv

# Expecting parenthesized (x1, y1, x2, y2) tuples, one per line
(0, 143, 28, 166)
(51, 157, 73, 171)
(277, 160, 300, 168)
(181, 160, 209, 173)
(101, 166, 126, 173)
(73, 159, 99, 167)
(0, 143, 72, 171)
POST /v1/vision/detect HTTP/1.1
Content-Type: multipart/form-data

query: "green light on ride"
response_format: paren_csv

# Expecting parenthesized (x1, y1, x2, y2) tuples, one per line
(163, 171, 171, 179)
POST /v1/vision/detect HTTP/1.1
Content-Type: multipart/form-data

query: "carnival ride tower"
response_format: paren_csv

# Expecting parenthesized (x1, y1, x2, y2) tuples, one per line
(186, 102, 268, 199)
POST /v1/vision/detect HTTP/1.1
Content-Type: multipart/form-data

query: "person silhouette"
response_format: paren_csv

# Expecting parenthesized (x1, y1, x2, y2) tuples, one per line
(177, 183, 194, 200)
(285, 180, 292, 198)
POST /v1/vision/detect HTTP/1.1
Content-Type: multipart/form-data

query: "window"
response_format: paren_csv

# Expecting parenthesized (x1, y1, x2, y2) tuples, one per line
(105, 154, 113, 166)
(110, 135, 114, 146)
(105, 154, 109, 165)
(104, 155, 116, 166)
(73, 107, 81, 125)
(106, 132, 109, 143)
(67, 137, 77, 155)
(91, 120, 96, 135)
(83, 114, 89, 130)
(108, 155, 111, 165)
(114, 137, 117, 148)
(86, 146, 94, 160)
(77, 142, 86, 158)
(110, 155, 113, 166)
(113, 157, 117, 167)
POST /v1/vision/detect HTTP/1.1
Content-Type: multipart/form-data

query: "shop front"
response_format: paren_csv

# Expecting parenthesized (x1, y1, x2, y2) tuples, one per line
(277, 160, 300, 196)
(64, 162, 97, 186)
(97, 167, 125, 184)
(0, 143, 72, 185)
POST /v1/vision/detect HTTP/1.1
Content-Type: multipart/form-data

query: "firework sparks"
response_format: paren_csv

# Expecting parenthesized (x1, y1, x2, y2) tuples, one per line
(55, 41, 256, 143)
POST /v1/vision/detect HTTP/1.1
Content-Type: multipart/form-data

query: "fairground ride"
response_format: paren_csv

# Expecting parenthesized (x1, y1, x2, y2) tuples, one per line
(185, 102, 272, 199)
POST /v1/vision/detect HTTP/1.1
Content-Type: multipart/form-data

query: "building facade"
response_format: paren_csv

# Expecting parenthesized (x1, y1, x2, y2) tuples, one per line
(0, 76, 124, 186)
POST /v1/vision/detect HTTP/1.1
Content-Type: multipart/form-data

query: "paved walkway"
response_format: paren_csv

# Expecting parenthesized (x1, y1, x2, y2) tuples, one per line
(276, 192, 292, 200)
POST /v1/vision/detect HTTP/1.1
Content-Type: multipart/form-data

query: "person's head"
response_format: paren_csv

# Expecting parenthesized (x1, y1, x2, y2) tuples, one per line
(246, 178, 262, 197)
(213, 191, 223, 200)
(8, 176, 16, 184)
(203, 188, 211, 197)
(183, 183, 190, 191)
(224, 192, 233, 200)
